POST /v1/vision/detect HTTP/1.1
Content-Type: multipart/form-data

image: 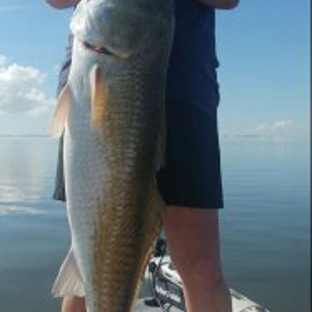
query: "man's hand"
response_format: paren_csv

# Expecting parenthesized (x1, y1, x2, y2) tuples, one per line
(197, 0, 240, 9)
(45, 0, 80, 9)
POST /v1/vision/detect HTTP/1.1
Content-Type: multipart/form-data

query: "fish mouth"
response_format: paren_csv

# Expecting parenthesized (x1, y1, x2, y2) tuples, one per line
(83, 41, 115, 56)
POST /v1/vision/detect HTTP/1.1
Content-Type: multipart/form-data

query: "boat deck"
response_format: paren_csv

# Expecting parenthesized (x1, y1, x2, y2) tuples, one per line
(134, 298, 181, 312)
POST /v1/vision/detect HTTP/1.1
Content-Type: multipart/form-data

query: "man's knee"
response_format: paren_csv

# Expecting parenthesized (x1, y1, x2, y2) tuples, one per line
(163, 206, 223, 285)
(181, 253, 224, 288)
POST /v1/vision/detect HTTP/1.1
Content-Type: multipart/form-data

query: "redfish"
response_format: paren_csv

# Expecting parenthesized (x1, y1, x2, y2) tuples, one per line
(51, 0, 174, 311)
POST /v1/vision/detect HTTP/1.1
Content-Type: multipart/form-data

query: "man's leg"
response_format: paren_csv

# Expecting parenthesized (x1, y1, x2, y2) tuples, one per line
(163, 206, 232, 312)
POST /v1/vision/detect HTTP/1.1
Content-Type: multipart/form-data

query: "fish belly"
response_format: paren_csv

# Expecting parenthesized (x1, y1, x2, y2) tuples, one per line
(57, 57, 165, 312)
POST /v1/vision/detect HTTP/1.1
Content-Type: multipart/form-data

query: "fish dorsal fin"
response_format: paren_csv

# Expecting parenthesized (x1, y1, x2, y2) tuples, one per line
(51, 84, 72, 138)
(90, 64, 107, 128)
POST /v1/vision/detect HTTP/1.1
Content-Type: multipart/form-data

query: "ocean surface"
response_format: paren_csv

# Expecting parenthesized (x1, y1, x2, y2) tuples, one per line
(0, 136, 310, 312)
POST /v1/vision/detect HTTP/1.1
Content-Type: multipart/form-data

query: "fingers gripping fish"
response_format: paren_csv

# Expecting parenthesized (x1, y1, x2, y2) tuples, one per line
(51, 0, 174, 311)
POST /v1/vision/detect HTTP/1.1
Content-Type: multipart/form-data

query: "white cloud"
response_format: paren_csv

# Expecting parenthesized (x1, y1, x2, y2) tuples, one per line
(272, 120, 293, 129)
(0, 58, 55, 114)
(254, 119, 308, 138)
(256, 120, 293, 132)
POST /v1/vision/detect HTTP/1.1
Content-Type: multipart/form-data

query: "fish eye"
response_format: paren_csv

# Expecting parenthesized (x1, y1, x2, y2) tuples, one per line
(83, 42, 115, 57)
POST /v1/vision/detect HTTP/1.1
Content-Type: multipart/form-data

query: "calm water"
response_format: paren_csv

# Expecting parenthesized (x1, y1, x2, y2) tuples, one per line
(0, 136, 310, 312)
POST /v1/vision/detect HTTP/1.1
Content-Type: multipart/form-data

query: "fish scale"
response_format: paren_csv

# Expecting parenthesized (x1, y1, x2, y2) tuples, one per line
(52, 0, 174, 311)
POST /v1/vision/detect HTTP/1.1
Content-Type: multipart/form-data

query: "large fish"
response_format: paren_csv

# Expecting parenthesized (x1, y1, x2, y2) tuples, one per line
(51, 0, 174, 311)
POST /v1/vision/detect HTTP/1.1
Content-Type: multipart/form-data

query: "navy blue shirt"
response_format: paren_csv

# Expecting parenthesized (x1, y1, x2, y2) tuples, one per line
(166, 0, 220, 118)
(58, 1, 219, 116)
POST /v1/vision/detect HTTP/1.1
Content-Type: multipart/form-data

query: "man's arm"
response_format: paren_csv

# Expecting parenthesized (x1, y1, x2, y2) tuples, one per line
(45, 0, 80, 9)
(46, 0, 238, 10)
(198, 0, 240, 9)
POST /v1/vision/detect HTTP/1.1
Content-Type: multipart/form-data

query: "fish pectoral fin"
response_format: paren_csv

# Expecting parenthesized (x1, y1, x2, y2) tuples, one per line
(90, 64, 107, 128)
(51, 84, 72, 138)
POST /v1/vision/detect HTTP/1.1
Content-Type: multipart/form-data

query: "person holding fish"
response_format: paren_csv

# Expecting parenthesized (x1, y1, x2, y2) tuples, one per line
(46, 0, 240, 312)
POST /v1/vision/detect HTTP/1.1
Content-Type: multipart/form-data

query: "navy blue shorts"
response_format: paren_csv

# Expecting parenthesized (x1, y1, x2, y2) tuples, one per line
(156, 101, 223, 209)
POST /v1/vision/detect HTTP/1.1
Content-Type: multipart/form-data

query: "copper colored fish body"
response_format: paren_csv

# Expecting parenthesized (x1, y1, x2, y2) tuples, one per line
(52, 0, 174, 311)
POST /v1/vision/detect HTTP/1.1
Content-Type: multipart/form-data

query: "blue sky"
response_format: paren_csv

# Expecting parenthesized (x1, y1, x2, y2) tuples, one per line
(0, 0, 310, 138)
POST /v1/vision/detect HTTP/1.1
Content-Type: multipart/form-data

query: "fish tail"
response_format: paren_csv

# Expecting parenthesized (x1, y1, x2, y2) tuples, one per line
(52, 247, 85, 298)
(51, 84, 72, 138)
